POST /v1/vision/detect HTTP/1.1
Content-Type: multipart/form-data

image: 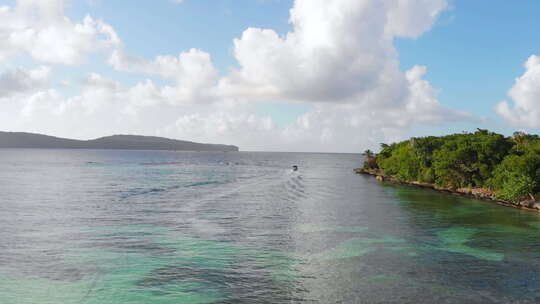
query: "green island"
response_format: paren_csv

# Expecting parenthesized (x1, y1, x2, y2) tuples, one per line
(356, 129, 540, 211)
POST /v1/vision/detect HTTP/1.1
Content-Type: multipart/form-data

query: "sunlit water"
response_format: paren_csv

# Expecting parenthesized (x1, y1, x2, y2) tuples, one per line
(1, 149, 540, 303)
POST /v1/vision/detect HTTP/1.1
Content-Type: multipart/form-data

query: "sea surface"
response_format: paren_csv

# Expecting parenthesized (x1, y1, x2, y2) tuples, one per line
(1, 149, 540, 303)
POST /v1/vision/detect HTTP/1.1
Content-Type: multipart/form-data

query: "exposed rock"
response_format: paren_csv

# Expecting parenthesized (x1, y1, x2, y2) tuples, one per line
(518, 201, 531, 207)
(354, 167, 540, 213)
(411, 181, 435, 189)
(529, 202, 540, 210)
(457, 188, 496, 199)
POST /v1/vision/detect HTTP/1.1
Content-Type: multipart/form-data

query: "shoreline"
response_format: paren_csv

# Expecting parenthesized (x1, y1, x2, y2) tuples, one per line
(354, 168, 540, 213)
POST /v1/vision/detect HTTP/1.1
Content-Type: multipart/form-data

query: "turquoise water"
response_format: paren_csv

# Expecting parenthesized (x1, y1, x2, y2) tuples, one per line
(1, 149, 540, 303)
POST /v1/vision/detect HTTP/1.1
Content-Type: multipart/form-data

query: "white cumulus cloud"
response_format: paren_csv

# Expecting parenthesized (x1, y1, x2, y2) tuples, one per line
(0, 0, 119, 65)
(109, 48, 219, 104)
(496, 55, 540, 129)
(0, 66, 50, 97)
(0, 0, 476, 152)
(218, 0, 449, 104)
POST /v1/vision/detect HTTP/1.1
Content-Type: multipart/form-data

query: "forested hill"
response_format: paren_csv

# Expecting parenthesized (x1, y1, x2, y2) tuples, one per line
(362, 129, 540, 202)
(0, 132, 239, 152)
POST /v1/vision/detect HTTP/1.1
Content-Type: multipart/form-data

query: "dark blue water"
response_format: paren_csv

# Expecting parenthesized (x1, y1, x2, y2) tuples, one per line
(1, 149, 540, 303)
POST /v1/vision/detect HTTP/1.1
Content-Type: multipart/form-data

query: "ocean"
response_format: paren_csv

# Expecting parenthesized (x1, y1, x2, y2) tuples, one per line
(1, 149, 540, 303)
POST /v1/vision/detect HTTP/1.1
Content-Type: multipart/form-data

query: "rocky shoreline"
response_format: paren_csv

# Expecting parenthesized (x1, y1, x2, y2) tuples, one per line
(354, 168, 540, 213)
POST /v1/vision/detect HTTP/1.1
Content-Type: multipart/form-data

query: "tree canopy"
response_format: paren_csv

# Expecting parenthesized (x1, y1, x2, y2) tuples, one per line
(365, 129, 540, 202)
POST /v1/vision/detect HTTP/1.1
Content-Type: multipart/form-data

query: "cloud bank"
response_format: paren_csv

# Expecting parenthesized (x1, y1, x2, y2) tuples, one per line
(0, 0, 473, 152)
(0, 0, 119, 65)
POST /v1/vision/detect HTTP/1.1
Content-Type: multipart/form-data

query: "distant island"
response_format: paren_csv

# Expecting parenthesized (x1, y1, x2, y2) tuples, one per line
(0, 131, 239, 152)
(356, 129, 540, 212)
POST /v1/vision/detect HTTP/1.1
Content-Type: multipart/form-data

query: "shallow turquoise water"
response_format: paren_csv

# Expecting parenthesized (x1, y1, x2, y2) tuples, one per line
(1, 149, 540, 303)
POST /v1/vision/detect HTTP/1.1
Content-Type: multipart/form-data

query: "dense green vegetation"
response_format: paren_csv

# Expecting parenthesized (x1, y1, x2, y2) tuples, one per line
(363, 130, 540, 202)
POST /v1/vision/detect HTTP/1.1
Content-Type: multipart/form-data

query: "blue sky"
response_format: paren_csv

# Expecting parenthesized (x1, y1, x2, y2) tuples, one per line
(68, 0, 293, 70)
(72, 0, 540, 128)
(65, 0, 539, 118)
(1, 0, 539, 151)
(399, 0, 540, 117)
(66, 0, 309, 127)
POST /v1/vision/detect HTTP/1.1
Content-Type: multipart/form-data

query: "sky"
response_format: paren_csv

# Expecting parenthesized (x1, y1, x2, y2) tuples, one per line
(0, 0, 539, 152)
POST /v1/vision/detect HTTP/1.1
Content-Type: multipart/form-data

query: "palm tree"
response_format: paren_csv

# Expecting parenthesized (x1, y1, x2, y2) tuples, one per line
(363, 149, 374, 158)
(513, 131, 527, 146)
(362, 149, 378, 169)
